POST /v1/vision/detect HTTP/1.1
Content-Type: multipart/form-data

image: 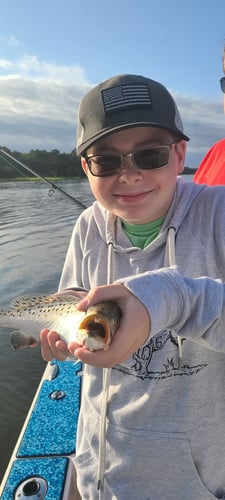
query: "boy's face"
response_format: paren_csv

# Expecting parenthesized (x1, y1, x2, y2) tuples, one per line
(81, 126, 186, 224)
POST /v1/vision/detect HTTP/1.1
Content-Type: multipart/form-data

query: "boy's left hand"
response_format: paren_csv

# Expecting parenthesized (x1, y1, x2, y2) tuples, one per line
(67, 283, 151, 367)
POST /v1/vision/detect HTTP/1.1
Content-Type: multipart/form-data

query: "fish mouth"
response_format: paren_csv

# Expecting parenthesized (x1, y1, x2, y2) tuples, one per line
(78, 312, 111, 346)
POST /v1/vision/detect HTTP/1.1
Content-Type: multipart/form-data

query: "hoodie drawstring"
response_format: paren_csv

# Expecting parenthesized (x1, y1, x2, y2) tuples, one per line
(97, 242, 113, 497)
(167, 227, 183, 369)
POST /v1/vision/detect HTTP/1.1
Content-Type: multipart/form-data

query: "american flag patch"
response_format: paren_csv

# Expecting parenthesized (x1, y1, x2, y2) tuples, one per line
(102, 84, 152, 113)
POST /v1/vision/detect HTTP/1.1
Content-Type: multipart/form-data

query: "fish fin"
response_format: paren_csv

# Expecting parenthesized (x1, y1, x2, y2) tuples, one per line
(11, 294, 78, 310)
(10, 330, 39, 350)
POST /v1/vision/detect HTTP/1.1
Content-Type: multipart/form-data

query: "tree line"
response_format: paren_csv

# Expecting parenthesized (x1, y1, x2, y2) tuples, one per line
(0, 147, 196, 180)
(0, 148, 85, 179)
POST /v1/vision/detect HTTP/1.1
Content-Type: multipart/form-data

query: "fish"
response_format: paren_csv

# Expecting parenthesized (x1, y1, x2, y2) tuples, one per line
(0, 294, 122, 351)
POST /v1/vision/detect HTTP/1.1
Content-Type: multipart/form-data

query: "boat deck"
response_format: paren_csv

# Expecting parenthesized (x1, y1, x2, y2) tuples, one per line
(0, 360, 82, 499)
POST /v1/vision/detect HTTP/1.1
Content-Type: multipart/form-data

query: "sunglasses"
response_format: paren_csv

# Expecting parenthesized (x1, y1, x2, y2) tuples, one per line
(85, 143, 176, 177)
(220, 77, 225, 94)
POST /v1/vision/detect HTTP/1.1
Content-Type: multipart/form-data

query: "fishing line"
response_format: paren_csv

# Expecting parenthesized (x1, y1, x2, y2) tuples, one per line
(0, 149, 87, 209)
(0, 153, 58, 204)
(0, 153, 29, 180)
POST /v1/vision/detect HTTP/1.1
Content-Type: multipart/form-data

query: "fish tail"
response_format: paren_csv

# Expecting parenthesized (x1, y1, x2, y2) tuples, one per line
(10, 331, 39, 350)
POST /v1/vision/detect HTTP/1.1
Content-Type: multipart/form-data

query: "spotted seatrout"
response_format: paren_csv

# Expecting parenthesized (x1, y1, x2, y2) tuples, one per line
(0, 294, 121, 351)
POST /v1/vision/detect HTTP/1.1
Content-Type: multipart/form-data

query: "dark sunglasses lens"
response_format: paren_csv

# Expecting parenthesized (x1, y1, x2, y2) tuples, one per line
(88, 155, 121, 176)
(220, 77, 225, 93)
(134, 147, 170, 170)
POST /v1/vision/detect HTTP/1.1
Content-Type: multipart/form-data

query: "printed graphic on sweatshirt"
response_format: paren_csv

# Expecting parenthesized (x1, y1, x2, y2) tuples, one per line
(115, 330, 207, 381)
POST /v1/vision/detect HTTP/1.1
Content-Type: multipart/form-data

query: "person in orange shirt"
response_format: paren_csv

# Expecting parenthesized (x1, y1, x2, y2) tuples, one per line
(194, 44, 225, 184)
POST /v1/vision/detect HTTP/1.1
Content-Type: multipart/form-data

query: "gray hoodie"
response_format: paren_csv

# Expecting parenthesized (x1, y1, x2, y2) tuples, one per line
(59, 178, 225, 500)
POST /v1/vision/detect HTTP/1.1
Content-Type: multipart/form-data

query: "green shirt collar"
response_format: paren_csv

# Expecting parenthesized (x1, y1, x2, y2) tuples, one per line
(121, 216, 165, 249)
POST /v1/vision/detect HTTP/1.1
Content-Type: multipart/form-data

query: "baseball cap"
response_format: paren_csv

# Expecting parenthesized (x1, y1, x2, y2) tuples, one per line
(76, 74, 189, 156)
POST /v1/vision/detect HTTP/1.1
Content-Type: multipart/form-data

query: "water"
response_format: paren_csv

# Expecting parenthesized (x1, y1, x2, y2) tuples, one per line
(0, 175, 193, 483)
(0, 178, 94, 482)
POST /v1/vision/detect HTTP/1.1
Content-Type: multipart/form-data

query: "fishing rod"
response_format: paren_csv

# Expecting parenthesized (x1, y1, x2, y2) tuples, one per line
(0, 149, 87, 209)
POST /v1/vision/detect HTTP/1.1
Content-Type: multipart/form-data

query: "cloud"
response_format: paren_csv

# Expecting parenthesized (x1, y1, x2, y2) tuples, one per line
(0, 54, 93, 153)
(172, 91, 224, 166)
(0, 51, 224, 167)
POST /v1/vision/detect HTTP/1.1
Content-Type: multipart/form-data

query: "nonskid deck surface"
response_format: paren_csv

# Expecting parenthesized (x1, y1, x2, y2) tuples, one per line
(0, 360, 82, 499)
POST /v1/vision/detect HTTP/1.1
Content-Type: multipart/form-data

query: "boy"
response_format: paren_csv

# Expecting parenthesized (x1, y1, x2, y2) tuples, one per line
(41, 74, 225, 499)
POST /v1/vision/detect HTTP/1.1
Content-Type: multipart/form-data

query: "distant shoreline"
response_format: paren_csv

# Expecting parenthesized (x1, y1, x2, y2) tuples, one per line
(0, 169, 197, 183)
(0, 176, 79, 182)
(183, 168, 197, 175)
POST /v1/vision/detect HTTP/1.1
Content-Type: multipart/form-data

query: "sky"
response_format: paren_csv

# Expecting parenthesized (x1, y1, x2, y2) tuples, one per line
(0, 0, 225, 168)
